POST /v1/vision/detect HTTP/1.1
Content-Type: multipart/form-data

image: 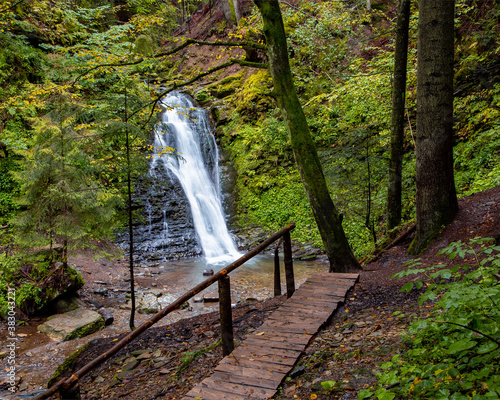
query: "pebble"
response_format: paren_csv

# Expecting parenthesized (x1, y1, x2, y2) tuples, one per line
(131, 349, 150, 356)
(152, 349, 162, 358)
(122, 358, 140, 371)
(136, 352, 152, 360)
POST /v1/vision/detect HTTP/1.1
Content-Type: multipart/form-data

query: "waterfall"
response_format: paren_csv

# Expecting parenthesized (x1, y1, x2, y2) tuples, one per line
(151, 92, 240, 264)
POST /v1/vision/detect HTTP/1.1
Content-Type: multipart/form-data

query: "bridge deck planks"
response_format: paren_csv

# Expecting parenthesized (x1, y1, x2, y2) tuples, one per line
(181, 272, 358, 400)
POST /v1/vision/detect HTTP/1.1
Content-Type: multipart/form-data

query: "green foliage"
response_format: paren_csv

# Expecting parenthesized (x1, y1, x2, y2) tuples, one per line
(364, 238, 500, 399)
(0, 253, 22, 318)
(13, 103, 122, 251)
(0, 250, 86, 317)
(454, 125, 500, 195)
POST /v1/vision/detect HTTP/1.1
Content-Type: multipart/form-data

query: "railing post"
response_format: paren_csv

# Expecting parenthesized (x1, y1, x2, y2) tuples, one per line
(218, 275, 234, 356)
(59, 381, 81, 400)
(283, 231, 295, 298)
(274, 242, 282, 296)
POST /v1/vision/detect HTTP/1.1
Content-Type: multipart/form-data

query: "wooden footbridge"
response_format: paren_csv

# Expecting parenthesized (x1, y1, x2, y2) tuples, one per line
(34, 223, 358, 400)
(182, 272, 359, 400)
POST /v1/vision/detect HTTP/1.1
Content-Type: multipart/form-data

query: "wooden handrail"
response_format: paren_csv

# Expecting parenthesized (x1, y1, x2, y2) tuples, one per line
(34, 222, 296, 400)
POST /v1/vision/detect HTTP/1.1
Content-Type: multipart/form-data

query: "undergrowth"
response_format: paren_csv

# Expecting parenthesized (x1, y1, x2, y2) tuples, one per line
(360, 238, 500, 400)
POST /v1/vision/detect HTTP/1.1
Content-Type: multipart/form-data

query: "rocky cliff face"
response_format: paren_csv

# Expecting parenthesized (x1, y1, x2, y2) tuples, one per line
(116, 160, 202, 264)
(115, 96, 240, 264)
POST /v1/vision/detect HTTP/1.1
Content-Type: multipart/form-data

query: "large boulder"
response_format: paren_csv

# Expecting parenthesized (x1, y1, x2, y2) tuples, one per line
(17, 263, 85, 316)
(38, 308, 104, 341)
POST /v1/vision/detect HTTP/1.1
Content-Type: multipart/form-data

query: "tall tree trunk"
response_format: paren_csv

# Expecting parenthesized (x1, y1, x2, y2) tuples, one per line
(408, 0, 458, 255)
(232, 0, 241, 25)
(254, 0, 360, 273)
(125, 87, 136, 330)
(222, 0, 235, 27)
(387, 0, 411, 231)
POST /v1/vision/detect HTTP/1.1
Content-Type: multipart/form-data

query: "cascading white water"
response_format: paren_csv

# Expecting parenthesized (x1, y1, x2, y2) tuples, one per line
(151, 92, 240, 264)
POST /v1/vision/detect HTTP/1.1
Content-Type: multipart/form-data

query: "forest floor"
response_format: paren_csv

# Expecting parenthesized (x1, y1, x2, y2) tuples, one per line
(27, 185, 497, 400)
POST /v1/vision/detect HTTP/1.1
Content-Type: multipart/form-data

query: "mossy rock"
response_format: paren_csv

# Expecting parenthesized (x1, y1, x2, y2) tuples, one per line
(207, 71, 245, 99)
(47, 341, 93, 388)
(233, 70, 274, 118)
(16, 263, 85, 316)
(38, 308, 105, 341)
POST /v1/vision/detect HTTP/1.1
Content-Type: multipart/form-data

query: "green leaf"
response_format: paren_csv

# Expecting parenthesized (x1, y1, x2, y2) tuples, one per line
(321, 380, 337, 391)
(477, 341, 499, 354)
(374, 388, 396, 400)
(400, 282, 414, 293)
(447, 339, 477, 354)
(358, 389, 374, 400)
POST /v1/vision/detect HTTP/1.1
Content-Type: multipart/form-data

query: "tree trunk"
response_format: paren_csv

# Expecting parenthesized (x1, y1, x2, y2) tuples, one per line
(232, 0, 241, 25)
(254, 0, 361, 273)
(222, 0, 235, 27)
(387, 0, 411, 231)
(125, 86, 136, 330)
(408, 0, 458, 255)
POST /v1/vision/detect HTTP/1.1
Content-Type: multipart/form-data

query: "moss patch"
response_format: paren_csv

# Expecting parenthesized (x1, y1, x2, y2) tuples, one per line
(47, 341, 92, 388)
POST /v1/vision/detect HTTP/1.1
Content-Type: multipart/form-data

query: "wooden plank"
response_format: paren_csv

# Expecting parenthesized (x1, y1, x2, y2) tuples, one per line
(232, 346, 302, 360)
(200, 377, 277, 399)
(185, 385, 267, 400)
(250, 330, 313, 344)
(219, 356, 291, 373)
(262, 316, 319, 326)
(287, 296, 342, 307)
(301, 279, 355, 289)
(278, 304, 336, 315)
(295, 285, 350, 295)
(209, 371, 280, 390)
(277, 303, 337, 315)
(292, 290, 347, 300)
(215, 362, 285, 384)
(313, 272, 360, 280)
(224, 349, 297, 371)
(241, 337, 306, 352)
(260, 320, 319, 333)
(280, 298, 338, 309)
(265, 312, 326, 323)
(294, 284, 348, 294)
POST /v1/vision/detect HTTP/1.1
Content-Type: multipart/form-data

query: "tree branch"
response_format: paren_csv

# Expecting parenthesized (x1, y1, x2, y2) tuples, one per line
(71, 39, 265, 87)
(71, 57, 145, 87)
(436, 320, 500, 346)
(155, 38, 266, 58)
(132, 58, 267, 127)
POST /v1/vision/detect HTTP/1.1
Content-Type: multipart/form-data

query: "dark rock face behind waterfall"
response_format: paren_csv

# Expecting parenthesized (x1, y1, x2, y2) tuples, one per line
(116, 165, 202, 263)
(116, 93, 240, 263)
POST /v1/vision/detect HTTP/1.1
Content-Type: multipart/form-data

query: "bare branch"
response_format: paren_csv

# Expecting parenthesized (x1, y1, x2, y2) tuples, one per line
(131, 58, 267, 127)
(436, 320, 500, 347)
(155, 38, 266, 58)
(70, 39, 265, 87)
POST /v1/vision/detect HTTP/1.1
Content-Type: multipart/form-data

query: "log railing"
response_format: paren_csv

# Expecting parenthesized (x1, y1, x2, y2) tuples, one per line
(34, 222, 296, 400)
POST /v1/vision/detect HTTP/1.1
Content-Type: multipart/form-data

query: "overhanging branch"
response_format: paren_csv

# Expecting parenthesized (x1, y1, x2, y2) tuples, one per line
(155, 38, 266, 58)
(131, 58, 267, 127)
(71, 39, 265, 87)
